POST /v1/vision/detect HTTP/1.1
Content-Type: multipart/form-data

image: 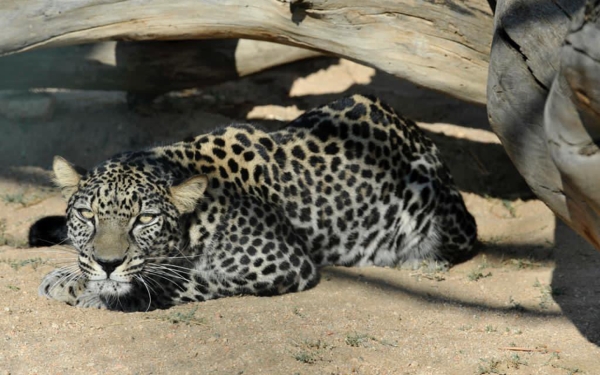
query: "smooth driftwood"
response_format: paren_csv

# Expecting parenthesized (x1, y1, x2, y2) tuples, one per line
(0, 0, 493, 104)
(488, 0, 600, 250)
(487, 0, 584, 213)
(0, 39, 321, 93)
(544, 0, 600, 248)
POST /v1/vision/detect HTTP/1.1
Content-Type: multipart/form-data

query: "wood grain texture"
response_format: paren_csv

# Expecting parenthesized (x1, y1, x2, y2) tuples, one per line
(486, 0, 571, 216)
(544, 0, 600, 249)
(488, 0, 600, 251)
(0, 0, 493, 103)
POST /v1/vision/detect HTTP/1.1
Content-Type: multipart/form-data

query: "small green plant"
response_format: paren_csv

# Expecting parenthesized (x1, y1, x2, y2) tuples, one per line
(345, 332, 371, 347)
(302, 339, 331, 350)
(479, 254, 491, 269)
(2, 192, 26, 206)
(292, 307, 304, 317)
(375, 338, 398, 347)
(0, 257, 46, 271)
(508, 353, 528, 369)
(160, 306, 205, 325)
(418, 272, 446, 281)
(508, 258, 540, 270)
(477, 354, 530, 374)
(533, 279, 561, 310)
(551, 364, 583, 374)
(0, 219, 29, 248)
(476, 358, 502, 374)
(508, 296, 526, 312)
(1, 187, 55, 209)
(485, 235, 506, 245)
(0, 219, 7, 246)
(484, 325, 497, 333)
(294, 351, 317, 364)
(466, 255, 494, 282)
(502, 200, 517, 217)
(6, 285, 20, 291)
(543, 351, 561, 366)
(291, 338, 332, 364)
(468, 270, 492, 281)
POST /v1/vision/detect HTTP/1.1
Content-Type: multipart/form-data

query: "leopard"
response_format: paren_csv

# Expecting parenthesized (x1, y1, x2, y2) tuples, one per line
(37, 94, 477, 311)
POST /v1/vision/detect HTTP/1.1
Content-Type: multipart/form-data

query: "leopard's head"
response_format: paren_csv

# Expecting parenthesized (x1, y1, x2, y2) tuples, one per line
(53, 155, 207, 297)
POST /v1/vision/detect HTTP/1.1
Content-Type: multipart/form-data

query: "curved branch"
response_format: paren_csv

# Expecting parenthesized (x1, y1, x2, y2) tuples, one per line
(0, 0, 493, 103)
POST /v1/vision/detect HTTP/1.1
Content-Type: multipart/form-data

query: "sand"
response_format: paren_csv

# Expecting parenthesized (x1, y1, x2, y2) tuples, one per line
(0, 57, 598, 375)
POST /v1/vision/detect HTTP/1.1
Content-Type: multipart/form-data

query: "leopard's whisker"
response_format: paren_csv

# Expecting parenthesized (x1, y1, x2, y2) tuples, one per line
(46, 259, 79, 266)
(146, 263, 194, 273)
(170, 245, 193, 263)
(145, 255, 195, 261)
(47, 267, 81, 296)
(137, 275, 159, 295)
(145, 266, 190, 281)
(26, 247, 78, 256)
(135, 275, 153, 312)
(141, 273, 167, 293)
(143, 269, 188, 283)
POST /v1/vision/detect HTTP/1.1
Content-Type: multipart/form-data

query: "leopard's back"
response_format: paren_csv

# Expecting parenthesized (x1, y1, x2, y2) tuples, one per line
(37, 94, 476, 311)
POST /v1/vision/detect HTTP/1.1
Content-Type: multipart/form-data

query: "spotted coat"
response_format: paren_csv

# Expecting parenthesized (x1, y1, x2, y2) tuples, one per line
(39, 95, 477, 311)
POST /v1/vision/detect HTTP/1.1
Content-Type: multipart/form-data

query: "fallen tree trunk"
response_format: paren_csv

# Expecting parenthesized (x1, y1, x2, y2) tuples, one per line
(0, 39, 321, 93)
(487, 0, 583, 215)
(0, 0, 493, 104)
(487, 0, 600, 250)
(544, 0, 600, 249)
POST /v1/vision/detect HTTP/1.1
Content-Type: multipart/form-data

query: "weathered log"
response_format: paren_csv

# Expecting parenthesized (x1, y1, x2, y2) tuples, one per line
(0, 0, 493, 104)
(487, 0, 600, 250)
(487, 0, 583, 214)
(0, 39, 321, 92)
(544, 0, 600, 248)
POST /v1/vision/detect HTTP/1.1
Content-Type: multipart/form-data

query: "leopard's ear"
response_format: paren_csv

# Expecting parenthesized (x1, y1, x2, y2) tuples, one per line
(53, 156, 83, 200)
(170, 175, 208, 214)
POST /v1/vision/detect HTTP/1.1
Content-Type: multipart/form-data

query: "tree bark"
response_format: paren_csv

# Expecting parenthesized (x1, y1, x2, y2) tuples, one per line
(0, 0, 493, 104)
(487, 0, 582, 216)
(0, 39, 321, 93)
(544, 0, 600, 249)
(487, 0, 600, 250)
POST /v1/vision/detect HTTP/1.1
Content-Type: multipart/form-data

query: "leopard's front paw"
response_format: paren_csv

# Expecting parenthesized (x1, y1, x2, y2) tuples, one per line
(75, 292, 108, 309)
(39, 268, 86, 306)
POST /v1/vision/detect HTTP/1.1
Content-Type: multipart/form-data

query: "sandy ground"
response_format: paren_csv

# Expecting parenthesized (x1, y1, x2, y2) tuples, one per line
(0, 57, 599, 375)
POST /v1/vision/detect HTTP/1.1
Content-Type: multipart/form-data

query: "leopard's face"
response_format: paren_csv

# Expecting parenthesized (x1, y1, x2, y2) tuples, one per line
(53, 151, 212, 297)
(65, 168, 186, 297)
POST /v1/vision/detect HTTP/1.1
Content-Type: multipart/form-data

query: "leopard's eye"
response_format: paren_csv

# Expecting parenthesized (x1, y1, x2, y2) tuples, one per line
(76, 208, 94, 220)
(137, 214, 158, 225)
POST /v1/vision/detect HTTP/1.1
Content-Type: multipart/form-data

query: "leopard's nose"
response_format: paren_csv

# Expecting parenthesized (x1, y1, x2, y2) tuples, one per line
(94, 257, 125, 277)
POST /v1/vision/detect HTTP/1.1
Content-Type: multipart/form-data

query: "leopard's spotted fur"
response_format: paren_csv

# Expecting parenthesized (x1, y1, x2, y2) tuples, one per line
(39, 95, 477, 311)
